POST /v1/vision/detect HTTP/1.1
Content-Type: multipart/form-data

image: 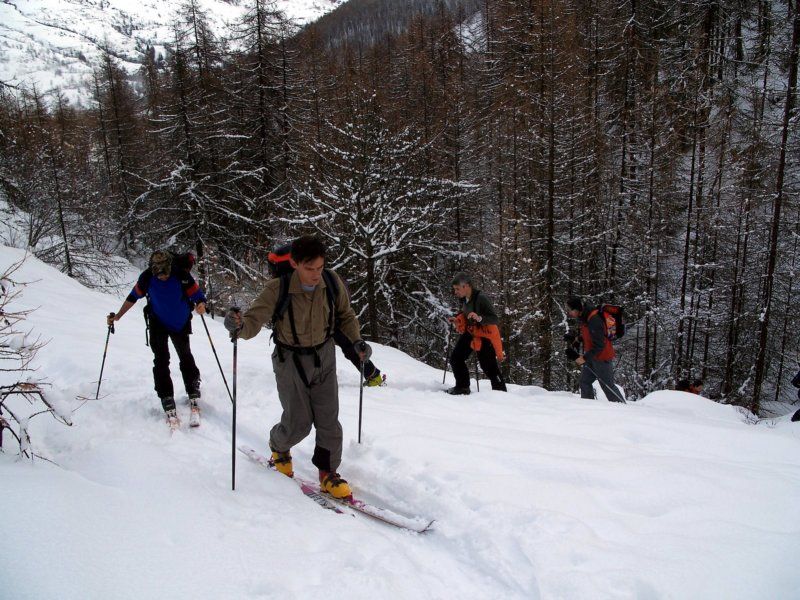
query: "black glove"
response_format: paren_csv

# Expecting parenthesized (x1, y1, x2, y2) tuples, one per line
(224, 307, 242, 338)
(565, 347, 579, 361)
(353, 340, 372, 361)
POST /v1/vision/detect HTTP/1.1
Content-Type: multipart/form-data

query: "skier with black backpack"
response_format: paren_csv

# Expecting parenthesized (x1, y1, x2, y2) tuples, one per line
(224, 235, 371, 499)
(107, 250, 207, 430)
(267, 243, 386, 388)
(565, 296, 625, 403)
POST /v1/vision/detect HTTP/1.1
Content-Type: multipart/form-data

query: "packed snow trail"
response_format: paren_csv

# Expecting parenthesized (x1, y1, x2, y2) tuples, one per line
(2, 246, 800, 600)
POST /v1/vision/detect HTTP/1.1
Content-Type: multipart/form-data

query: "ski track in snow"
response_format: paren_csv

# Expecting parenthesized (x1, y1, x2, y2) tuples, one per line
(1, 245, 800, 600)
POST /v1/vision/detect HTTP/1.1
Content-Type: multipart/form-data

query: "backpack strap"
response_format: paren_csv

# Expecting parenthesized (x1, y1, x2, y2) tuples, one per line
(137, 270, 154, 297)
(321, 269, 339, 338)
(137, 270, 154, 344)
(589, 306, 614, 340)
(587, 308, 602, 331)
(271, 273, 293, 334)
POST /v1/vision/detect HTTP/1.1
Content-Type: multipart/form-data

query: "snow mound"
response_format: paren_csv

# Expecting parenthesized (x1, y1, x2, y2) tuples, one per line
(637, 389, 745, 422)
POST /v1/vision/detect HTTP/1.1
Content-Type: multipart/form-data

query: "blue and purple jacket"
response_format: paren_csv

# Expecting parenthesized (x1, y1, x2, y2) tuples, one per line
(127, 269, 206, 333)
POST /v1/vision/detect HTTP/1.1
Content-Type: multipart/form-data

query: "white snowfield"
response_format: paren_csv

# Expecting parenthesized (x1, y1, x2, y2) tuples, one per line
(0, 0, 344, 104)
(1, 245, 799, 600)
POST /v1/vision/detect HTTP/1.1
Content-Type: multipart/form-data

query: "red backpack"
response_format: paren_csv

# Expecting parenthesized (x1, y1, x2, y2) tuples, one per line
(597, 304, 625, 341)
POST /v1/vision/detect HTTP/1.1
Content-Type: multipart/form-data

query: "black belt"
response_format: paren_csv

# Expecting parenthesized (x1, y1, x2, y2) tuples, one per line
(275, 338, 331, 387)
(275, 338, 331, 355)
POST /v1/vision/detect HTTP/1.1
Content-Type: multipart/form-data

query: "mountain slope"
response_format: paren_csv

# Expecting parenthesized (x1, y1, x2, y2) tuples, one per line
(1, 245, 799, 599)
(0, 0, 345, 104)
(306, 0, 479, 48)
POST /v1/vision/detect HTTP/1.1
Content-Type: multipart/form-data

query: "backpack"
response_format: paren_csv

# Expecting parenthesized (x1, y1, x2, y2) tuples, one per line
(172, 251, 196, 273)
(267, 244, 340, 343)
(267, 244, 293, 278)
(597, 304, 625, 341)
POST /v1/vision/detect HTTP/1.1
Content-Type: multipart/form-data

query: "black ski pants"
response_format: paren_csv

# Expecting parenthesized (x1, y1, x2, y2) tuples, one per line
(579, 357, 623, 402)
(149, 315, 200, 411)
(451, 332, 506, 391)
(333, 328, 380, 380)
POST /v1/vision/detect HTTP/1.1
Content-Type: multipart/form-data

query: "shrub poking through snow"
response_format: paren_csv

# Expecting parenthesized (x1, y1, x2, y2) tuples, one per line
(0, 256, 71, 459)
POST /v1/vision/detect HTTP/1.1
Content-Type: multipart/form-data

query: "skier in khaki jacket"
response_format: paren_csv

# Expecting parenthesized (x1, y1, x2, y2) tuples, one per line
(225, 235, 370, 499)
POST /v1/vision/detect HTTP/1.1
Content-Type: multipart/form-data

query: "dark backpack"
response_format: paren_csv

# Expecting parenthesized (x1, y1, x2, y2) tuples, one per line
(267, 244, 293, 278)
(598, 304, 625, 341)
(172, 251, 196, 273)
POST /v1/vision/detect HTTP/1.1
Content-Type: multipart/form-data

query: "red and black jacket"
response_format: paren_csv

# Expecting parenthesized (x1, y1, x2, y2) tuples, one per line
(580, 307, 615, 362)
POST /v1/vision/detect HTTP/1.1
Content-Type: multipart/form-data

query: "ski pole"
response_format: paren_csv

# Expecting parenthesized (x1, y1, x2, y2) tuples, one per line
(96, 314, 115, 399)
(582, 362, 626, 403)
(199, 312, 233, 404)
(232, 332, 238, 491)
(474, 356, 480, 391)
(358, 359, 365, 444)
(442, 332, 451, 385)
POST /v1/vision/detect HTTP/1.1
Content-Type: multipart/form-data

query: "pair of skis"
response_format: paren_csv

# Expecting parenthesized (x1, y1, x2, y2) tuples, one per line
(239, 446, 433, 534)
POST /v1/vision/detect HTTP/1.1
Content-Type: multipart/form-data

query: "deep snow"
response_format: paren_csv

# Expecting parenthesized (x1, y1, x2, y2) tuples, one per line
(2, 245, 800, 600)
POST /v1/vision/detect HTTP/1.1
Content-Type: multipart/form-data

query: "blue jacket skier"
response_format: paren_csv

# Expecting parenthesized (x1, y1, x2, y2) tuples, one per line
(107, 250, 207, 429)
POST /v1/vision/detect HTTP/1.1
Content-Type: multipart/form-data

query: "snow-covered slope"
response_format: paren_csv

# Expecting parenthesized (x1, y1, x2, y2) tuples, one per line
(2, 244, 799, 599)
(0, 0, 344, 104)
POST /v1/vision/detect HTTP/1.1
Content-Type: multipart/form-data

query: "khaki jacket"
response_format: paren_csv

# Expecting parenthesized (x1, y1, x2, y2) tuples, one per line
(239, 270, 362, 347)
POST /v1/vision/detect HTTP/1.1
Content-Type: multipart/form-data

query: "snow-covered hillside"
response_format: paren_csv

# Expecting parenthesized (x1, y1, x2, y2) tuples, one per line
(0, 0, 344, 104)
(2, 245, 799, 599)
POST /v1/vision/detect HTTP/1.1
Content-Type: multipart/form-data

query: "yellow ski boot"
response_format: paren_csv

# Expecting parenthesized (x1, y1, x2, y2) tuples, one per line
(364, 373, 385, 387)
(271, 450, 293, 477)
(319, 471, 352, 499)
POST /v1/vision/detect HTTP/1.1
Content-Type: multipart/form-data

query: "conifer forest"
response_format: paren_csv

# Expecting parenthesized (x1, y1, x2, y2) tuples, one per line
(1, 0, 798, 414)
